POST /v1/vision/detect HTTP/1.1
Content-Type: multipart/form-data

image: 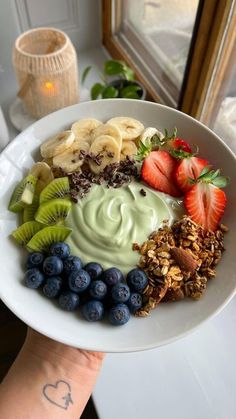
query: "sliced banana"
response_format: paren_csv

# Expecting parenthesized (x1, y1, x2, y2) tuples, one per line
(89, 135, 120, 174)
(91, 123, 122, 149)
(40, 130, 75, 158)
(136, 127, 164, 148)
(120, 141, 137, 161)
(107, 117, 144, 140)
(71, 119, 102, 143)
(29, 162, 54, 192)
(42, 157, 53, 167)
(53, 141, 89, 173)
(73, 137, 90, 152)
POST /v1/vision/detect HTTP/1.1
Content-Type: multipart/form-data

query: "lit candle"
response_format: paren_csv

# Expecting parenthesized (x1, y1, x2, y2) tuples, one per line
(41, 81, 57, 96)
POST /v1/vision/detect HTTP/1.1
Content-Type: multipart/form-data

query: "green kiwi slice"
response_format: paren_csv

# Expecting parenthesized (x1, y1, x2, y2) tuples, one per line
(35, 198, 72, 225)
(23, 192, 39, 222)
(39, 177, 70, 204)
(27, 225, 72, 252)
(11, 221, 43, 246)
(8, 174, 37, 213)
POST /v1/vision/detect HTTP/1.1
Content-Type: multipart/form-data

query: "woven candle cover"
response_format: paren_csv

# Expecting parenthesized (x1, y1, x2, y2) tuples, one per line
(13, 27, 79, 119)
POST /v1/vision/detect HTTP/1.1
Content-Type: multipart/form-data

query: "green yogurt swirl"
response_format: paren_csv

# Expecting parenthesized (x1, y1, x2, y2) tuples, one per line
(65, 181, 183, 273)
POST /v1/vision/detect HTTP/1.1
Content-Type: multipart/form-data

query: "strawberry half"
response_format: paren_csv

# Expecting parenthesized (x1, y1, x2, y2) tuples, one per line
(175, 156, 209, 193)
(184, 168, 229, 231)
(141, 150, 181, 197)
(152, 127, 192, 153)
(168, 137, 192, 153)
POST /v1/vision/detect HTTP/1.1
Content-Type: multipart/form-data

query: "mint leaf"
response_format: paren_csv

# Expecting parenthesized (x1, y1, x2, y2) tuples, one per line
(81, 66, 91, 84)
(91, 83, 104, 100)
(102, 86, 119, 99)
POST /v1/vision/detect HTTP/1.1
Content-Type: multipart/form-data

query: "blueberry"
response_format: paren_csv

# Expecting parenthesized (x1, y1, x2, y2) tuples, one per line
(89, 280, 107, 300)
(43, 256, 63, 276)
(50, 242, 70, 259)
(103, 267, 124, 287)
(63, 256, 82, 275)
(43, 276, 63, 298)
(84, 262, 103, 280)
(58, 291, 80, 311)
(26, 252, 44, 269)
(127, 292, 142, 313)
(126, 268, 148, 292)
(68, 269, 91, 293)
(25, 268, 44, 289)
(108, 304, 130, 326)
(82, 300, 104, 322)
(111, 283, 130, 303)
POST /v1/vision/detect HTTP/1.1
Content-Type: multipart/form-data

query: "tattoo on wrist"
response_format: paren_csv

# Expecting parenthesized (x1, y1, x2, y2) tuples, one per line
(42, 380, 73, 410)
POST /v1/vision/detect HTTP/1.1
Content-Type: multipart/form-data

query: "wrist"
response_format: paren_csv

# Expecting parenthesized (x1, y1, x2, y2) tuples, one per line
(23, 329, 105, 378)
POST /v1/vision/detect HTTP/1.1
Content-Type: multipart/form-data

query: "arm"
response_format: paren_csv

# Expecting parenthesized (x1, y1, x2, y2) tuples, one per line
(0, 329, 104, 419)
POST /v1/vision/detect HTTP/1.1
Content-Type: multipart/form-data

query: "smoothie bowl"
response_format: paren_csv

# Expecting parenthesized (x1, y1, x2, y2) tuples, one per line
(0, 99, 235, 352)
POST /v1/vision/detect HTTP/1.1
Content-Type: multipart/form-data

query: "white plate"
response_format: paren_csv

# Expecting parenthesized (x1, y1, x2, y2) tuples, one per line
(0, 99, 236, 352)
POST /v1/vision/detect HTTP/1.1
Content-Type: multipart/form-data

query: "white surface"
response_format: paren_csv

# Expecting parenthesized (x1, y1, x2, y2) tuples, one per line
(93, 295, 236, 419)
(0, 106, 9, 151)
(0, 100, 236, 352)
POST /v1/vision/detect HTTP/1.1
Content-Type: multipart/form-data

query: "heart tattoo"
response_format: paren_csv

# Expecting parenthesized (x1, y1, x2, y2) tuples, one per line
(42, 380, 73, 410)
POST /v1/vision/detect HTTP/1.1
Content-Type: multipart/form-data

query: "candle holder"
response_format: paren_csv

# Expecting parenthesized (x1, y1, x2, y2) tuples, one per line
(12, 27, 79, 119)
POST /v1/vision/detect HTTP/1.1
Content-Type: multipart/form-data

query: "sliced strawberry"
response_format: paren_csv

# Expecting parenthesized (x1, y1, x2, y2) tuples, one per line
(185, 183, 226, 231)
(184, 168, 228, 231)
(175, 157, 209, 193)
(141, 150, 181, 197)
(169, 137, 192, 153)
(153, 127, 192, 153)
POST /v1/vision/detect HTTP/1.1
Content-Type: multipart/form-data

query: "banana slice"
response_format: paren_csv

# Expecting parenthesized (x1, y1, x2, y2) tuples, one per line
(30, 162, 54, 192)
(89, 135, 120, 174)
(107, 117, 144, 140)
(73, 137, 90, 151)
(71, 119, 102, 143)
(42, 157, 53, 167)
(91, 123, 122, 149)
(40, 130, 75, 158)
(52, 141, 89, 173)
(120, 141, 137, 161)
(139, 127, 164, 144)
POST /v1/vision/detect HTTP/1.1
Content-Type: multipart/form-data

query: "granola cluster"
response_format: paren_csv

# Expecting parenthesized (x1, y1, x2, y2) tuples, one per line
(133, 216, 227, 317)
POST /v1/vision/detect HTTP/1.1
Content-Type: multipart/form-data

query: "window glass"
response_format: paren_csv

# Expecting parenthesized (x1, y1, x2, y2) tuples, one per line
(115, 0, 199, 105)
(213, 65, 236, 151)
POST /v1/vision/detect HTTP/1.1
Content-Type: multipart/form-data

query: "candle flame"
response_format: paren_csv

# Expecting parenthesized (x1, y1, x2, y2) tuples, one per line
(44, 81, 54, 90)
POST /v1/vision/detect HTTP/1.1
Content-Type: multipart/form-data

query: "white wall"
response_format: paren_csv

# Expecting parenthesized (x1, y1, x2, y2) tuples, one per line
(0, 0, 102, 107)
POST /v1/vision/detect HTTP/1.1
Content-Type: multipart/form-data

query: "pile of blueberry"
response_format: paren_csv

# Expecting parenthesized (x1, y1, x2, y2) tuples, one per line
(25, 242, 148, 326)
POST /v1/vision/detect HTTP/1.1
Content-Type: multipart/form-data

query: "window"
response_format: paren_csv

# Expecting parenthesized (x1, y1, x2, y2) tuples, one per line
(103, 0, 236, 146)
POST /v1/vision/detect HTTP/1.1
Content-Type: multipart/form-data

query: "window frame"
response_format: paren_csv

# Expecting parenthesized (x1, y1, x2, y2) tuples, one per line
(102, 0, 236, 121)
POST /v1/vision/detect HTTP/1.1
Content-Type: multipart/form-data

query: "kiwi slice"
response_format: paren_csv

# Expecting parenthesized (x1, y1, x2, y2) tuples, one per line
(8, 174, 37, 213)
(35, 198, 72, 225)
(23, 192, 39, 222)
(39, 177, 70, 204)
(27, 225, 72, 252)
(12, 221, 43, 246)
